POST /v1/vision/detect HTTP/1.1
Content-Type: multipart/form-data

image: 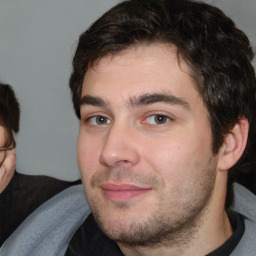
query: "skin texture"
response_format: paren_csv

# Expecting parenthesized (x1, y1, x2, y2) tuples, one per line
(0, 126, 16, 193)
(77, 44, 246, 255)
(0, 126, 6, 164)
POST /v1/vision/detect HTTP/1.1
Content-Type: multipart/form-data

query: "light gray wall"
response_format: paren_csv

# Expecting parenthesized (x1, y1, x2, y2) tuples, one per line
(0, 0, 255, 181)
(0, 0, 120, 180)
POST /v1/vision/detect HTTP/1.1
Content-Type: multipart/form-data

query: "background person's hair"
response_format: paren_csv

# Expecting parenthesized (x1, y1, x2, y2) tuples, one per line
(0, 83, 20, 133)
(0, 83, 20, 148)
(0, 104, 14, 148)
(69, 0, 256, 207)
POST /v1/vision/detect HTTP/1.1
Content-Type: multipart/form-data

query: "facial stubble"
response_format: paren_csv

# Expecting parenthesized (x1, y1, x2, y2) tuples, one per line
(87, 159, 217, 249)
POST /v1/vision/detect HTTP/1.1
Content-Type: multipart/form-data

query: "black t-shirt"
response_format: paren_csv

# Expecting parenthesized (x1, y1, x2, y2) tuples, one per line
(66, 210, 244, 256)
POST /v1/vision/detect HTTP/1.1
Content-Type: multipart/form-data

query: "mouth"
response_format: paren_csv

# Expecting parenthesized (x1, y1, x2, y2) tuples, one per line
(100, 183, 152, 202)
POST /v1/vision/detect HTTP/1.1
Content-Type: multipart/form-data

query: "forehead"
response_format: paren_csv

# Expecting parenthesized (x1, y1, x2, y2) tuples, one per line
(82, 43, 201, 105)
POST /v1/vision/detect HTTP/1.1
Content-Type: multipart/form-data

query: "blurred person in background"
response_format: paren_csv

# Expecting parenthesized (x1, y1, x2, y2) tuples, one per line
(0, 83, 81, 246)
(0, 101, 16, 194)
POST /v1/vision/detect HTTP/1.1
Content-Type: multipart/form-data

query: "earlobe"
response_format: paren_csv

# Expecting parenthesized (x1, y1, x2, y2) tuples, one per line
(217, 118, 249, 171)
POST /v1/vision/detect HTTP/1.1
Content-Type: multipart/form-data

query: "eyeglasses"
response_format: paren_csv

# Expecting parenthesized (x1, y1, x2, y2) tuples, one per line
(0, 146, 14, 168)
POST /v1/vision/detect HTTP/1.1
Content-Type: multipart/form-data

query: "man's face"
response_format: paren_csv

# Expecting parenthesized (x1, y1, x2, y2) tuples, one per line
(77, 44, 220, 245)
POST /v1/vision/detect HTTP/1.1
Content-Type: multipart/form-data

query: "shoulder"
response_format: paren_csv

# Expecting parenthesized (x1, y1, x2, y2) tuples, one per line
(0, 184, 91, 256)
(231, 183, 256, 255)
(231, 217, 256, 256)
(0, 171, 81, 246)
(232, 183, 256, 221)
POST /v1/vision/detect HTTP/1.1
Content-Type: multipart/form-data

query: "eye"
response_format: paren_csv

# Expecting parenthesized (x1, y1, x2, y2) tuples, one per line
(87, 115, 111, 125)
(145, 114, 171, 125)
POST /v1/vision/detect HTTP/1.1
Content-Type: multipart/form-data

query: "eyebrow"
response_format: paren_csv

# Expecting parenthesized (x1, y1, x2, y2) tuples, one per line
(129, 93, 190, 109)
(80, 93, 190, 110)
(80, 96, 107, 107)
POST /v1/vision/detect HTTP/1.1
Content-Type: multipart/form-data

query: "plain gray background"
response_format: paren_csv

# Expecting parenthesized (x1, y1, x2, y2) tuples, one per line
(0, 0, 255, 181)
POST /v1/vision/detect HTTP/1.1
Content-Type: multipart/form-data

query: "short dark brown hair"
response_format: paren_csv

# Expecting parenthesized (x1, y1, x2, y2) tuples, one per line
(69, 0, 256, 207)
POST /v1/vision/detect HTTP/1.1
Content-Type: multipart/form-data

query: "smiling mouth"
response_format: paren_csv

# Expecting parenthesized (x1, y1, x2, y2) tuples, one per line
(100, 183, 152, 202)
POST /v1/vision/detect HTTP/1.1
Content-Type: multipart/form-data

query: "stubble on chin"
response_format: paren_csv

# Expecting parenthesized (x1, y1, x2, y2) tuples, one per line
(87, 160, 216, 249)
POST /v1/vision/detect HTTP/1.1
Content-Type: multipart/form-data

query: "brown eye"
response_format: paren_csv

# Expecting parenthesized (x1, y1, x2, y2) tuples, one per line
(154, 115, 168, 124)
(146, 114, 171, 125)
(96, 116, 108, 124)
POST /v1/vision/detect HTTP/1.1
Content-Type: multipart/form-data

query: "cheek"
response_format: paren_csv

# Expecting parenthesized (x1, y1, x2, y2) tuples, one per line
(77, 131, 103, 181)
(143, 131, 212, 179)
(77, 133, 92, 170)
(0, 151, 6, 165)
(143, 135, 189, 168)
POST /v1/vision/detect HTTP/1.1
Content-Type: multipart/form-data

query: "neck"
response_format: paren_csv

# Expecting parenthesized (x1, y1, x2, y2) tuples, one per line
(119, 172, 232, 256)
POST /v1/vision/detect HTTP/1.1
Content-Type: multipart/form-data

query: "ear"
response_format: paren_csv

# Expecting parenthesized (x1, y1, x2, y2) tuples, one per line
(217, 118, 249, 171)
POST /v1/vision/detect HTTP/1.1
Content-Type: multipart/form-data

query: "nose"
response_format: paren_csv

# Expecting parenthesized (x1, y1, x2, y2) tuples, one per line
(99, 123, 140, 167)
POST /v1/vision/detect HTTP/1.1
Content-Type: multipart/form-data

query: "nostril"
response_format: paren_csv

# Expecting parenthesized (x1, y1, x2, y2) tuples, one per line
(115, 159, 130, 165)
